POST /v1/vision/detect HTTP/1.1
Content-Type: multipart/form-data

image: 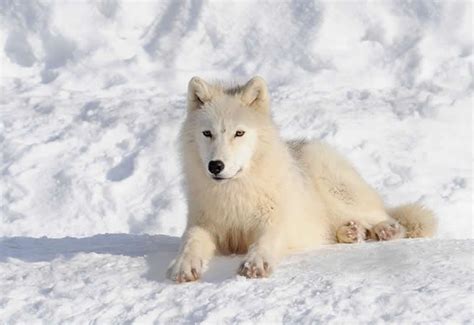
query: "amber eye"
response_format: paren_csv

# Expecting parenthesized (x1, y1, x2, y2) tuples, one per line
(202, 130, 212, 138)
(235, 130, 245, 137)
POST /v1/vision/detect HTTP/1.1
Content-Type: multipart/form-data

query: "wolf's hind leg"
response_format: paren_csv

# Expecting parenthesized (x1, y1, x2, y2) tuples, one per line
(336, 221, 368, 244)
(369, 220, 406, 241)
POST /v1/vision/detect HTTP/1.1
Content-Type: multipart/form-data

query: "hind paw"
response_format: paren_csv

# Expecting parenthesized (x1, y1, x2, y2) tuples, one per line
(371, 220, 406, 241)
(336, 221, 368, 244)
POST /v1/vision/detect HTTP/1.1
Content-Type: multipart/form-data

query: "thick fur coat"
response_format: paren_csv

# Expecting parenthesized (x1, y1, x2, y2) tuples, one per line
(167, 76, 437, 282)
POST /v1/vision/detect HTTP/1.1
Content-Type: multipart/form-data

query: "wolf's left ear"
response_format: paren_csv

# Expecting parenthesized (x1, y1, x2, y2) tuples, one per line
(241, 76, 270, 113)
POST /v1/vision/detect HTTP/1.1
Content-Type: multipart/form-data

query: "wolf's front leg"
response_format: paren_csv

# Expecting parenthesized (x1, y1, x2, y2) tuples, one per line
(238, 227, 282, 279)
(167, 226, 216, 283)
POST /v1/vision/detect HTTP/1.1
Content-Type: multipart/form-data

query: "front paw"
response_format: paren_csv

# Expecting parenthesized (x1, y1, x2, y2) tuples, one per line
(167, 254, 204, 283)
(238, 253, 272, 278)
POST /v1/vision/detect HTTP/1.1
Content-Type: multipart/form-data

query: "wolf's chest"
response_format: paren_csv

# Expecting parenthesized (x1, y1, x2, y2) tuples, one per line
(215, 227, 254, 254)
(197, 186, 276, 254)
(206, 186, 276, 223)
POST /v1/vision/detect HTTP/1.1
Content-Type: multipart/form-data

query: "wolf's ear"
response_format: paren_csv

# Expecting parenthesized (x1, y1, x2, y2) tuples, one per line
(241, 76, 269, 113)
(187, 76, 212, 111)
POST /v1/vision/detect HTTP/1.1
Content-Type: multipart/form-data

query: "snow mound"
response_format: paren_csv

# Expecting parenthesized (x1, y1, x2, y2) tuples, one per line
(1, 1, 472, 239)
(1, 237, 472, 323)
(1, 1, 472, 238)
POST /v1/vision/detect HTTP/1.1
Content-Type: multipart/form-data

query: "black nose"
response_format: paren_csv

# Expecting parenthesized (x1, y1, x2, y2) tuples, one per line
(208, 160, 225, 175)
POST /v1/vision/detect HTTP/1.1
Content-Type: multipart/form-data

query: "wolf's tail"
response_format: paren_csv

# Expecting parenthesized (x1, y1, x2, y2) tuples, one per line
(387, 203, 437, 238)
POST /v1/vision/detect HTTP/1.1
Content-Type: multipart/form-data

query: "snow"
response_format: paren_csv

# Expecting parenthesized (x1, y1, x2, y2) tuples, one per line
(0, 0, 473, 323)
(1, 237, 472, 323)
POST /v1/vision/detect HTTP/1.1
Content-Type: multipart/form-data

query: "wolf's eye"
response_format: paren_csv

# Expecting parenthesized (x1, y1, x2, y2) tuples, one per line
(202, 130, 212, 138)
(235, 130, 245, 137)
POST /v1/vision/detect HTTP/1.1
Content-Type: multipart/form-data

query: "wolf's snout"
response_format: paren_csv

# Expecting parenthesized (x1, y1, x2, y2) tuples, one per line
(208, 160, 225, 175)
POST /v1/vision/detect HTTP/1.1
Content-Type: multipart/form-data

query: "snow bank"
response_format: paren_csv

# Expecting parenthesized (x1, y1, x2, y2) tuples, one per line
(0, 237, 472, 323)
(1, 1, 472, 91)
(0, 0, 472, 238)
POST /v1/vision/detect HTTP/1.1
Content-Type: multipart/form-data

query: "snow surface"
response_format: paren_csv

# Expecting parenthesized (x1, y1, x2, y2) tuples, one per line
(0, 0, 473, 323)
(1, 237, 472, 323)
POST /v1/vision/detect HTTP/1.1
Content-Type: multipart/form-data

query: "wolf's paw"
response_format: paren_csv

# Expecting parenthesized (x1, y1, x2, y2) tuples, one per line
(336, 220, 367, 243)
(167, 254, 204, 283)
(238, 253, 272, 278)
(371, 220, 406, 241)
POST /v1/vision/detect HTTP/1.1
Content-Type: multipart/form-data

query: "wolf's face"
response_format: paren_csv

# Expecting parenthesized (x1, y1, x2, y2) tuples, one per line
(185, 76, 270, 182)
(194, 100, 259, 181)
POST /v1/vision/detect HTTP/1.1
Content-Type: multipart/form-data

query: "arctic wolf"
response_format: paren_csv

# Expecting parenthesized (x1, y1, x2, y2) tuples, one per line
(167, 76, 437, 282)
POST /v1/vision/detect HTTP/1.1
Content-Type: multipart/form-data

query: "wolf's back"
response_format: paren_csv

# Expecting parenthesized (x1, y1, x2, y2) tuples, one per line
(387, 203, 437, 238)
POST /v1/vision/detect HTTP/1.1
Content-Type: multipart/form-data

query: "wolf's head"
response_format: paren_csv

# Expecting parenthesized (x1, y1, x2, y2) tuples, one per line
(182, 76, 271, 182)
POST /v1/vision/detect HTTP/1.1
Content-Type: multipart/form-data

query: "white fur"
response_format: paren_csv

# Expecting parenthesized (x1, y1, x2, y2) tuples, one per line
(167, 76, 437, 282)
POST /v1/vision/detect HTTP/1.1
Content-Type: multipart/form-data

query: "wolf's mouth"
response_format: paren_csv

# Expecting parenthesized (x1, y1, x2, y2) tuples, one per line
(211, 168, 243, 181)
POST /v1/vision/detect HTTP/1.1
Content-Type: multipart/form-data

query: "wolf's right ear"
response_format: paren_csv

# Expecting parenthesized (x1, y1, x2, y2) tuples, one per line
(241, 76, 270, 113)
(187, 76, 212, 111)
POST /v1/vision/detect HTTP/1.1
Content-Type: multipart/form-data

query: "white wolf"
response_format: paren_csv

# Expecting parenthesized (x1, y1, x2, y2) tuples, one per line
(167, 76, 437, 282)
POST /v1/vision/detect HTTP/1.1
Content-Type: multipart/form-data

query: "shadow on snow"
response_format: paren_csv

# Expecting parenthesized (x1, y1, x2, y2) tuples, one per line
(0, 233, 245, 283)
